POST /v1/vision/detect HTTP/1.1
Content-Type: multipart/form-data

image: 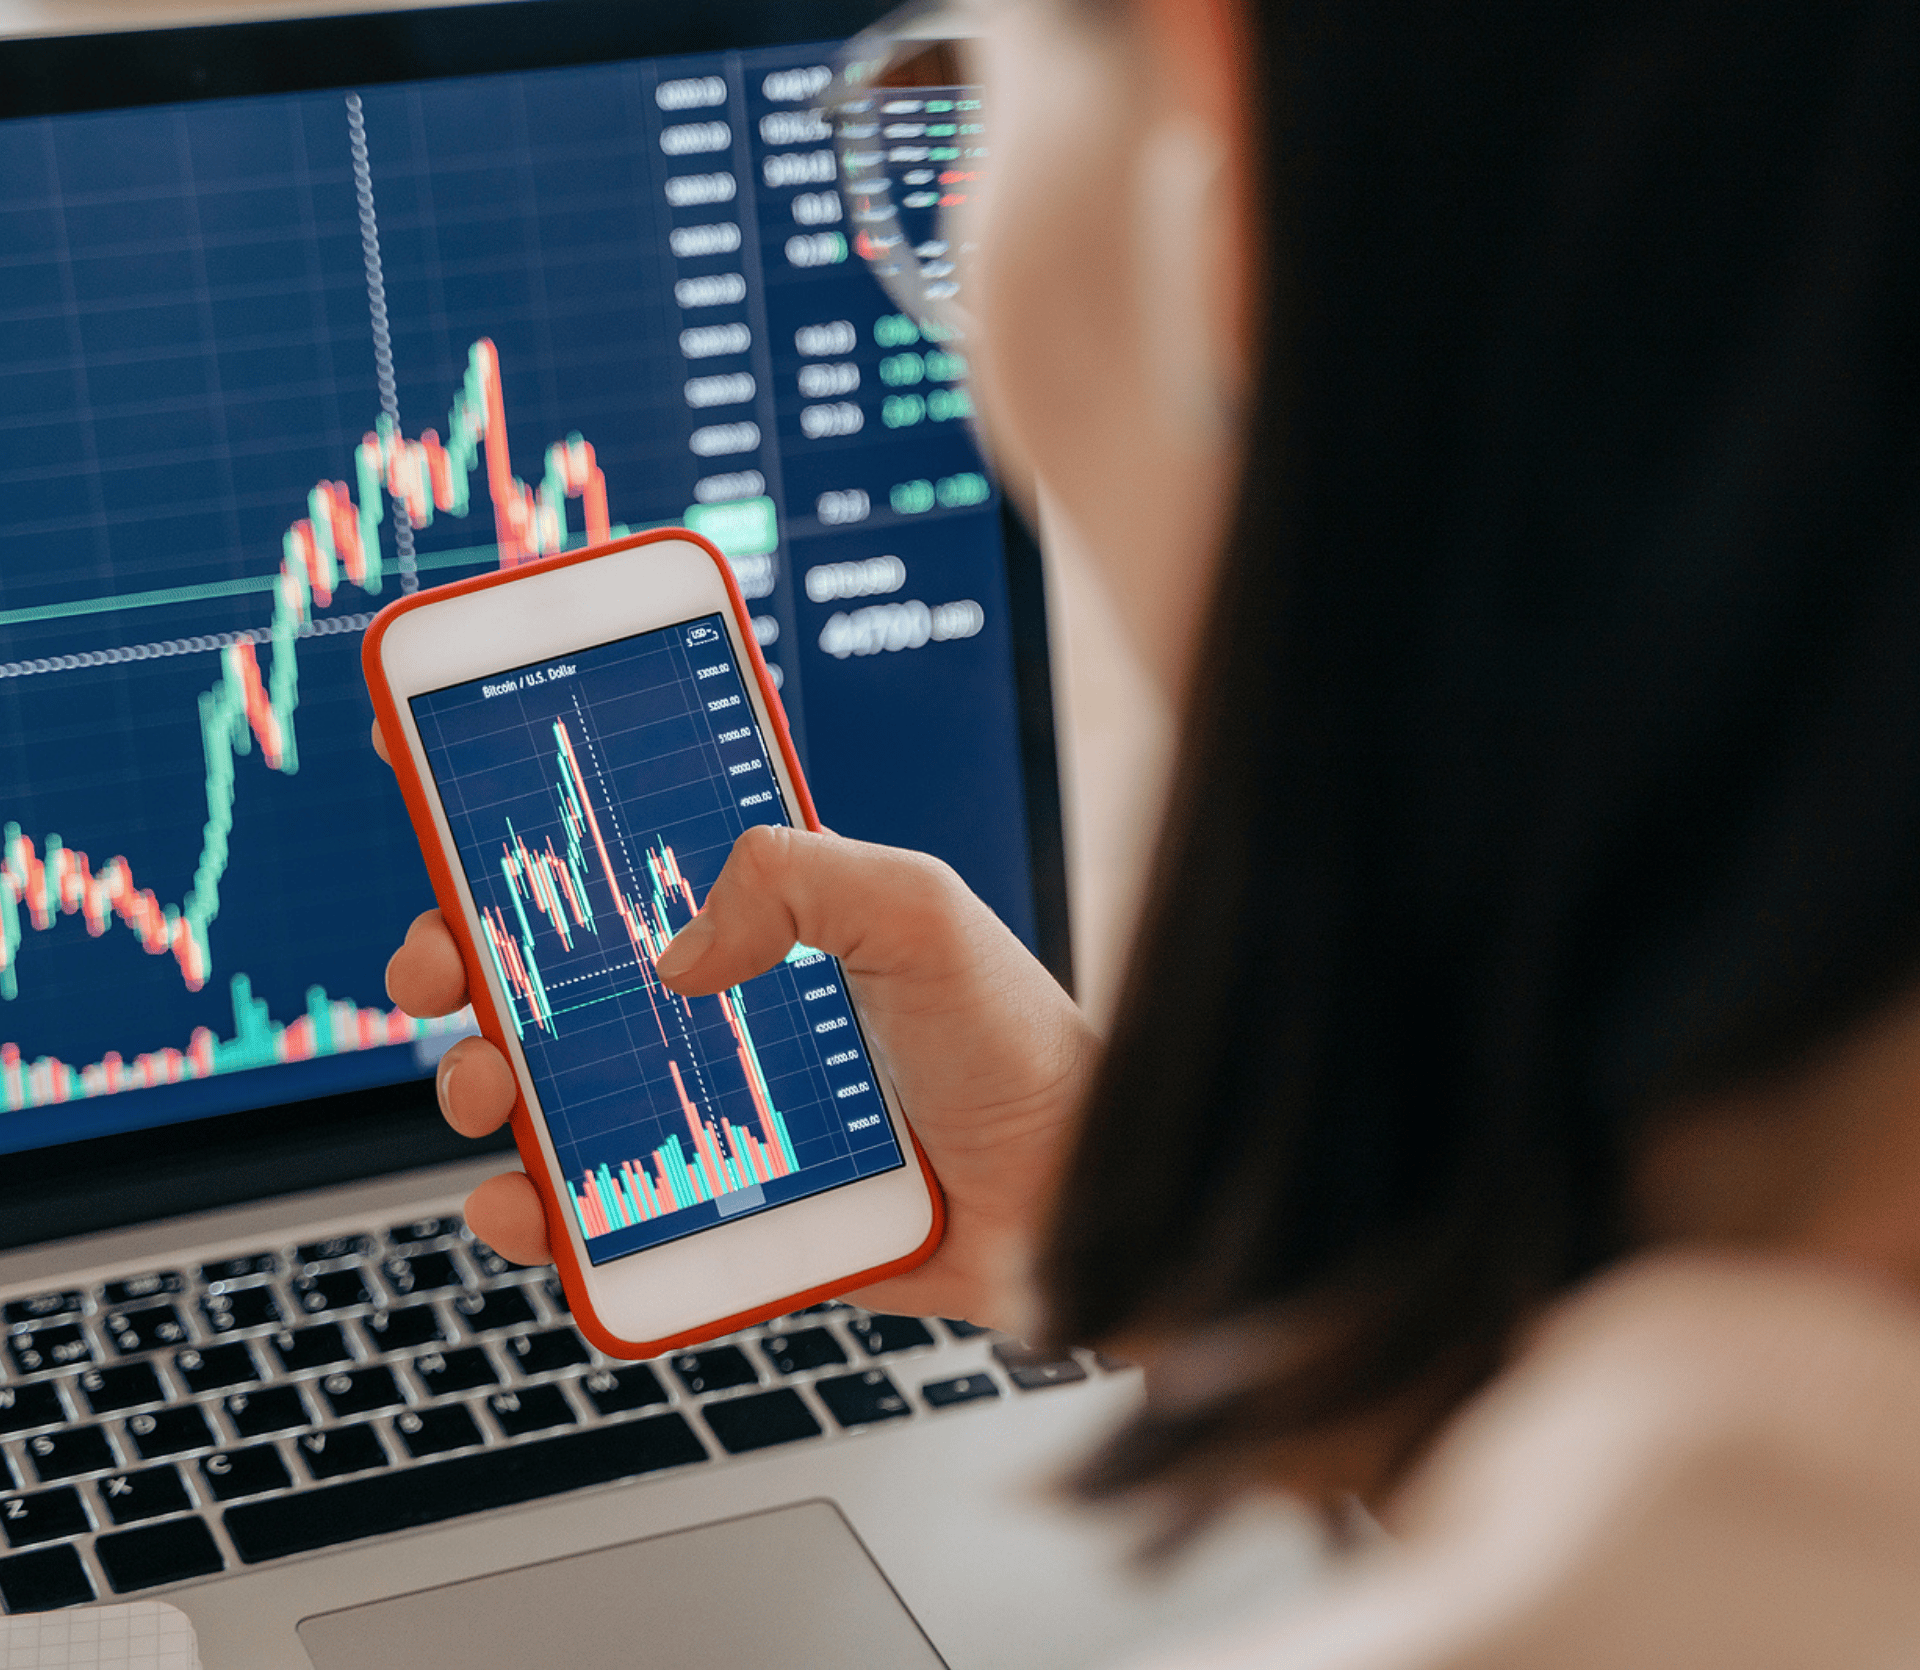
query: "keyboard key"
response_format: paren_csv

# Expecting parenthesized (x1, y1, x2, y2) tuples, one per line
(199, 1445, 291, 1503)
(296, 1424, 388, 1481)
(224, 1413, 707, 1563)
(0, 1456, 14, 1492)
(941, 1318, 990, 1340)
(815, 1370, 911, 1429)
(292, 1269, 371, 1315)
(199, 1252, 278, 1285)
(2, 1291, 81, 1326)
(319, 1366, 404, 1419)
(295, 1235, 374, 1267)
(414, 1347, 497, 1397)
(76, 1361, 164, 1415)
(0, 1383, 67, 1434)
(99, 1272, 186, 1306)
(389, 1215, 463, 1246)
(990, 1342, 1089, 1391)
(453, 1287, 536, 1334)
(847, 1315, 935, 1357)
(1, 1486, 90, 1547)
(465, 1241, 513, 1279)
(96, 1516, 224, 1593)
(26, 1426, 116, 1482)
(200, 1283, 281, 1334)
(0, 1543, 95, 1610)
(579, 1365, 668, 1416)
(104, 1303, 188, 1356)
(922, 1373, 1000, 1408)
(486, 1385, 574, 1437)
(760, 1327, 846, 1375)
(395, 1404, 484, 1458)
(671, 1346, 756, 1396)
(505, 1328, 589, 1377)
(175, 1343, 259, 1394)
(362, 1304, 444, 1353)
(703, 1389, 821, 1454)
(9, 1323, 92, 1376)
(269, 1323, 351, 1373)
(100, 1465, 191, 1525)
(383, 1250, 463, 1296)
(223, 1385, 311, 1438)
(126, 1406, 214, 1460)
(542, 1276, 570, 1316)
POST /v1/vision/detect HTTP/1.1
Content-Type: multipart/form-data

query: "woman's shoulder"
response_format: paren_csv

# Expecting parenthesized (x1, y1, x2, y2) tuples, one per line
(1115, 1255, 1920, 1670)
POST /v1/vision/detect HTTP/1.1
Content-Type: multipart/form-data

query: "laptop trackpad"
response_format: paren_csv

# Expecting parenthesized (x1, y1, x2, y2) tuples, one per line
(297, 1499, 948, 1669)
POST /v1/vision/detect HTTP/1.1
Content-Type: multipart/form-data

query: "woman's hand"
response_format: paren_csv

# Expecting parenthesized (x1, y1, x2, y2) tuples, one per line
(378, 722, 1095, 1331)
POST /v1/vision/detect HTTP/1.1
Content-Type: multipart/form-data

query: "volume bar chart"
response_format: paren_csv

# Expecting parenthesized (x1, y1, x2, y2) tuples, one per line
(0, 979, 467, 1113)
(572, 1029, 800, 1240)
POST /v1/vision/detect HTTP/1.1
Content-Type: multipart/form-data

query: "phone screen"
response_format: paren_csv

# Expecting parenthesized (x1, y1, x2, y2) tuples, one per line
(408, 612, 905, 1265)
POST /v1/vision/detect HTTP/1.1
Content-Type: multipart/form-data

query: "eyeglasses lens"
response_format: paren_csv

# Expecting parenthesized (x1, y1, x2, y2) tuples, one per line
(831, 28, 984, 340)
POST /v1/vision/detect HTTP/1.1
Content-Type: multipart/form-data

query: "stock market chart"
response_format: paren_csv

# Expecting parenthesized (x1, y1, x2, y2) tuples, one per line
(411, 615, 903, 1263)
(0, 39, 1021, 1155)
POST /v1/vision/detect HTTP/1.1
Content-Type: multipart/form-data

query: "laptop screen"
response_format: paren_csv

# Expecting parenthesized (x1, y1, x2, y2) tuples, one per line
(0, 3, 1063, 1222)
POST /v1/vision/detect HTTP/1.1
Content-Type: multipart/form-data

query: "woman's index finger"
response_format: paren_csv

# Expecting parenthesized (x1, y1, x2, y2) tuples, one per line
(386, 909, 471, 1016)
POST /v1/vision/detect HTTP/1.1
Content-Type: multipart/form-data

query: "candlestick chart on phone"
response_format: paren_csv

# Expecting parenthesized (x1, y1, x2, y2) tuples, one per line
(410, 628, 902, 1263)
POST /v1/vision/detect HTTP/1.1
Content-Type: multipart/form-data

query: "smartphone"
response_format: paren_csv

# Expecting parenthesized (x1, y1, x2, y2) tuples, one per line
(362, 529, 942, 1356)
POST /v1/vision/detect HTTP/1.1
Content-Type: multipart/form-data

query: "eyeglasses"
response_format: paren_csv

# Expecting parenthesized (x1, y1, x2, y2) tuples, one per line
(824, 0, 987, 343)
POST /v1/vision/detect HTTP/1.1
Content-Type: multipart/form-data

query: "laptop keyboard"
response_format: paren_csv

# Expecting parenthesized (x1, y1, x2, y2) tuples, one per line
(0, 1214, 1107, 1614)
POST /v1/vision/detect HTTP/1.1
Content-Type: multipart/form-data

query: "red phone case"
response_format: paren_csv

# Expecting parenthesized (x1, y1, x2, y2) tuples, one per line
(362, 527, 944, 1358)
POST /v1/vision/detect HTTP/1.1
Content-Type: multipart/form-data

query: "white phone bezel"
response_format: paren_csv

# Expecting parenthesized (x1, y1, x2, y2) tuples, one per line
(373, 537, 934, 1343)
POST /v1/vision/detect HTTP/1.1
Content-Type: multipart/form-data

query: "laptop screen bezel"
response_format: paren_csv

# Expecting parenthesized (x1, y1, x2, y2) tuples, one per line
(0, 0, 1071, 1252)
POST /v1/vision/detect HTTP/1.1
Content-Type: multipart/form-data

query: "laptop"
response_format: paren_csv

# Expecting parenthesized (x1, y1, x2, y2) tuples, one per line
(0, 3, 1315, 1665)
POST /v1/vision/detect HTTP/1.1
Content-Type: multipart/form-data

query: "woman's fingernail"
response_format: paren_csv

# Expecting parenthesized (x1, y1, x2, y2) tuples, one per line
(654, 913, 716, 980)
(436, 1052, 460, 1113)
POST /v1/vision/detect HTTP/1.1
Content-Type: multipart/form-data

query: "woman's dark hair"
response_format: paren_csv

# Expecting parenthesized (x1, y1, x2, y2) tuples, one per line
(1040, 0, 1920, 1532)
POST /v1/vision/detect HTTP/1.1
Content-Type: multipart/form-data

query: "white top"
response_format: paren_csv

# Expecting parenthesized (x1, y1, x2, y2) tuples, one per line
(1112, 1256, 1920, 1669)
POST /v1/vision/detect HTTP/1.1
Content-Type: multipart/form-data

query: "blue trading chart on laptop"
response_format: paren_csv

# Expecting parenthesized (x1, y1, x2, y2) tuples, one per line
(0, 43, 1028, 1155)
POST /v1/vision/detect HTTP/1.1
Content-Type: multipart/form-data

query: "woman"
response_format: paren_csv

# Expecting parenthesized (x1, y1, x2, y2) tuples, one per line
(381, 0, 1920, 1660)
